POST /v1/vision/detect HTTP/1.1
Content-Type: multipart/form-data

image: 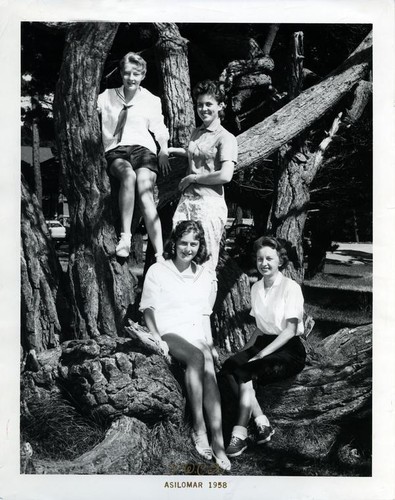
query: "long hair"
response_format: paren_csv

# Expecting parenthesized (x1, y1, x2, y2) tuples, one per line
(252, 236, 289, 270)
(164, 220, 209, 265)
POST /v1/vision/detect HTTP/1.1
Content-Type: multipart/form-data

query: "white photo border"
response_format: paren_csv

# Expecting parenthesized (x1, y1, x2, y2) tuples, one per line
(1, 1, 394, 499)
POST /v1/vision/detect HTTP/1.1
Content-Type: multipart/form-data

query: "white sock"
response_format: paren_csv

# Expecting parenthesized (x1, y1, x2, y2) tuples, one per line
(232, 425, 248, 440)
(255, 414, 270, 427)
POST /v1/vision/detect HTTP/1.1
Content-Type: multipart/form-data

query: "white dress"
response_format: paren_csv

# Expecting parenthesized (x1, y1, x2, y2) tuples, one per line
(140, 260, 216, 345)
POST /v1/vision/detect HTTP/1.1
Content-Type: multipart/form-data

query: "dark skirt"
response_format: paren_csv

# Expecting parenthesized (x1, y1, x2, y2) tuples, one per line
(221, 334, 306, 384)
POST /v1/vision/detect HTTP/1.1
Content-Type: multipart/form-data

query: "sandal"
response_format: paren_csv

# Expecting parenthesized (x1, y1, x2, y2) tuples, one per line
(191, 431, 212, 460)
(212, 451, 231, 472)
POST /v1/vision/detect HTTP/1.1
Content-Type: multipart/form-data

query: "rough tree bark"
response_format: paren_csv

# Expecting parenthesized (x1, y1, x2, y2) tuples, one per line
(254, 324, 372, 460)
(32, 96, 43, 207)
(262, 24, 280, 57)
(156, 32, 372, 207)
(142, 23, 196, 271)
(220, 56, 275, 131)
(32, 416, 154, 475)
(212, 252, 256, 352)
(21, 323, 372, 473)
(268, 31, 307, 282)
(262, 32, 372, 283)
(21, 175, 69, 365)
(21, 322, 185, 474)
(235, 31, 372, 172)
(153, 23, 195, 148)
(53, 23, 140, 339)
(287, 31, 304, 101)
(268, 82, 371, 283)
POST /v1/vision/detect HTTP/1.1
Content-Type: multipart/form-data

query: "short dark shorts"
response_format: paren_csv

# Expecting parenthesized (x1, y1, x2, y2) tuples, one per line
(105, 145, 158, 175)
(221, 334, 306, 384)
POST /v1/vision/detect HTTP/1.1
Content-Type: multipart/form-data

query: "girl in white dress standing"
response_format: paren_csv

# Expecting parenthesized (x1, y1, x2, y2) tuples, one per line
(140, 220, 231, 471)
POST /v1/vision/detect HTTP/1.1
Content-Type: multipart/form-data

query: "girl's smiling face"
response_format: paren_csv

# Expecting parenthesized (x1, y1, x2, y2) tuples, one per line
(121, 63, 145, 93)
(175, 230, 200, 266)
(256, 246, 281, 280)
(196, 93, 224, 128)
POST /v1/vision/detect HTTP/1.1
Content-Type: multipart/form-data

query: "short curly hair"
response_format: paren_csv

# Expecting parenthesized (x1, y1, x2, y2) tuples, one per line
(119, 52, 147, 74)
(164, 220, 209, 265)
(192, 80, 226, 119)
(252, 236, 289, 270)
(192, 80, 226, 102)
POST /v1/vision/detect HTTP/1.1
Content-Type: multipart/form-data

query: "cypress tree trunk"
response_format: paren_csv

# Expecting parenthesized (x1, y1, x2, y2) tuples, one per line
(32, 119, 42, 207)
(268, 32, 307, 282)
(144, 23, 196, 272)
(153, 22, 195, 148)
(21, 175, 69, 367)
(266, 32, 372, 282)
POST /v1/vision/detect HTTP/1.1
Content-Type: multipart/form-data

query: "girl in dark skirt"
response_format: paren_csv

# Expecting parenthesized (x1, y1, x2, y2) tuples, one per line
(221, 236, 306, 458)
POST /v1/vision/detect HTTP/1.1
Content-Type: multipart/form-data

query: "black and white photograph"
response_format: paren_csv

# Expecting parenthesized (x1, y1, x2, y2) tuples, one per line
(1, 1, 394, 499)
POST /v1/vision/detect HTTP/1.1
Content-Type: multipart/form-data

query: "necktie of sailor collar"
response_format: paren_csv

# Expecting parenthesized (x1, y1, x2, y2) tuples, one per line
(113, 103, 133, 143)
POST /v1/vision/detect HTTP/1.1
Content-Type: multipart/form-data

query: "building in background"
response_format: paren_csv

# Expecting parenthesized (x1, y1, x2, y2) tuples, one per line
(21, 146, 69, 221)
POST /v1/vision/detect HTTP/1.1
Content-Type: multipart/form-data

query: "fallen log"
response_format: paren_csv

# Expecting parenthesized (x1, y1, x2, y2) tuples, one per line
(235, 31, 372, 172)
(254, 324, 372, 460)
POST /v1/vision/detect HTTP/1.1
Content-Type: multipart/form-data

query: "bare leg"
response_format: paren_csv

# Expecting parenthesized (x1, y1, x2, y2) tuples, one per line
(110, 159, 136, 234)
(235, 380, 255, 428)
(226, 377, 263, 428)
(162, 334, 206, 435)
(225, 372, 264, 425)
(135, 167, 163, 259)
(196, 342, 228, 462)
(251, 393, 264, 419)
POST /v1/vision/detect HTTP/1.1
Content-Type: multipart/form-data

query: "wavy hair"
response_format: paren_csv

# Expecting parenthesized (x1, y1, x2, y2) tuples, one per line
(192, 80, 226, 119)
(119, 52, 147, 74)
(164, 220, 209, 265)
(252, 236, 289, 270)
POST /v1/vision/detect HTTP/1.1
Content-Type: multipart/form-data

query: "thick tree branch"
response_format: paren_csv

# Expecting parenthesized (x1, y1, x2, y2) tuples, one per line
(236, 31, 372, 173)
(262, 24, 280, 56)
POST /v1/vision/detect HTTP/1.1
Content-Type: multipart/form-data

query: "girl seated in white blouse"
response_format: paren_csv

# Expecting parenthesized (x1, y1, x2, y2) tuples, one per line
(221, 236, 306, 458)
(140, 220, 230, 471)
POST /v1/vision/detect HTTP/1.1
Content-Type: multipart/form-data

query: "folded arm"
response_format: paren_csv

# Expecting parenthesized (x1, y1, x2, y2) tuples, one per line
(178, 160, 235, 191)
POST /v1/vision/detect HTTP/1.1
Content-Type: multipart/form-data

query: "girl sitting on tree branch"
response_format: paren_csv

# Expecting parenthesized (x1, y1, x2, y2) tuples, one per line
(221, 236, 306, 458)
(140, 220, 231, 471)
(98, 52, 170, 259)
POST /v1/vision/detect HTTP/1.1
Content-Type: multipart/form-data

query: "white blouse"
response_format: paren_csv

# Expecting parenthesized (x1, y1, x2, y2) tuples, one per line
(140, 260, 216, 338)
(97, 86, 169, 154)
(250, 272, 304, 336)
